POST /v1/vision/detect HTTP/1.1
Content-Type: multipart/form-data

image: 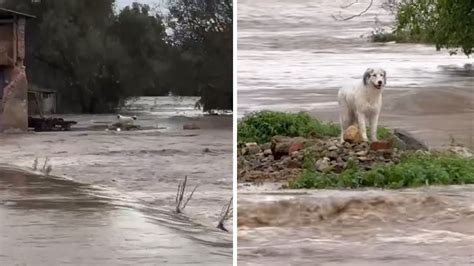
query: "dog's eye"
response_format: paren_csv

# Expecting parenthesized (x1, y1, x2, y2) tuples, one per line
(372, 74, 376, 77)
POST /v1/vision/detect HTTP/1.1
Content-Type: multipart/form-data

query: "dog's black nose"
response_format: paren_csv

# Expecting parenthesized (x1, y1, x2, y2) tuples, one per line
(378, 81, 383, 85)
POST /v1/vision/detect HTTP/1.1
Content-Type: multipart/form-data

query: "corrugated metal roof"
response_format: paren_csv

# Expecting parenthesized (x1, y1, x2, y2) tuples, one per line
(0, 7, 36, 19)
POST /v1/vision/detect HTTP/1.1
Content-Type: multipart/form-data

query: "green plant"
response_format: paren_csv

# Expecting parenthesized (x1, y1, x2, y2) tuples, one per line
(395, 0, 473, 56)
(238, 111, 340, 144)
(290, 152, 474, 189)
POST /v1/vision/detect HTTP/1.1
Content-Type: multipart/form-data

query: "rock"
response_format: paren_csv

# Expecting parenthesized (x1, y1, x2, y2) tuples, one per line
(290, 151, 300, 158)
(343, 125, 364, 144)
(328, 145, 338, 151)
(244, 142, 261, 155)
(356, 150, 367, 156)
(263, 149, 272, 156)
(393, 129, 428, 150)
(289, 141, 304, 154)
(260, 142, 272, 151)
(449, 146, 473, 159)
(328, 150, 340, 159)
(315, 157, 332, 172)
(390, 135, 408, 150)
(287, 159, 302, 169)
(183, 123, 200, 130)
(343, 142, 353, 149)
(271, 136, 306, 160)
(369, 141, 392, 151)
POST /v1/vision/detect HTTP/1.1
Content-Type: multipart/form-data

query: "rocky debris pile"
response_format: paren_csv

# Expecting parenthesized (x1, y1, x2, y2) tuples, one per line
(238, 140, 303, 183)
(305, 138, 400, 173)
(238, 135, 404, 183)
(237, 125, 437, 183)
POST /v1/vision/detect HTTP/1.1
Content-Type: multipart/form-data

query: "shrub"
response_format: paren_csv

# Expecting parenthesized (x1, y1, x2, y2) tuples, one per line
(238, 111, 340, 144)
(238, 111, 392, 145)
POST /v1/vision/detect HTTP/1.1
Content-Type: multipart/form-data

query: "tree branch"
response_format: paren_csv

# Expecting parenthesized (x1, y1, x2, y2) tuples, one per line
(332, 0, 374, 21)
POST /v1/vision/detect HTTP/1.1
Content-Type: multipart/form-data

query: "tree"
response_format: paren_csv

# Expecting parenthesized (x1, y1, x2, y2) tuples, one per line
(167, 0, 233, 111)
(110, 3, 170, 96)
(395, 0, 473, 56)
(1, 0, 233, 113)
(3, 0, 133, 112)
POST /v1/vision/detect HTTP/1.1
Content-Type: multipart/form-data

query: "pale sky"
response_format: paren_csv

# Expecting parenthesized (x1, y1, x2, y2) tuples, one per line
(116, 0, 163, 9)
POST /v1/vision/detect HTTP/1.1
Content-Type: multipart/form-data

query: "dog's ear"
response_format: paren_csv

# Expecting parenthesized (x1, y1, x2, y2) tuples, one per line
(382, 69, 387, 85)
(363, 68, 372, 85)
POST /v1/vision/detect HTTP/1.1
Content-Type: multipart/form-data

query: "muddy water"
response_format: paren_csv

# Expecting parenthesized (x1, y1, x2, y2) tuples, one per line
(237, 1, 474, 264)
(238, 186, 474, 265)
(0, 96, 232, 265)
(0, 167, 230, 265)
(237, 0, 474, 148)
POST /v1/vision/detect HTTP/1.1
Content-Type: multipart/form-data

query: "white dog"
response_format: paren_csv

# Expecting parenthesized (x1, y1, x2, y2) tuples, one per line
(337, 68, 387, 142)
(117, 114, 137, 125)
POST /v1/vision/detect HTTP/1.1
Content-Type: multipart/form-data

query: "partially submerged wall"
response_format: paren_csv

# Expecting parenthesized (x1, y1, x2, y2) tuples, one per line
(0, 64, 28, 131)
(0, 17, 28, 132)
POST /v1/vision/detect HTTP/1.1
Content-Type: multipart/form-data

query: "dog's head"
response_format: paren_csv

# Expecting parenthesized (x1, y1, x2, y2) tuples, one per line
(363, 68, 386, 89)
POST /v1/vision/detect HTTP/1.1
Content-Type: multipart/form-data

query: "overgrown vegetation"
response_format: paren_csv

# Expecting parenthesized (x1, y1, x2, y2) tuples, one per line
(2, 0, 232, 112)
(369, 0, 473, 56)
(395, 0, 473, 56)
(290, 152, 474, 189)
(238, 111, 340, 144)
(238, 111, 391, 145)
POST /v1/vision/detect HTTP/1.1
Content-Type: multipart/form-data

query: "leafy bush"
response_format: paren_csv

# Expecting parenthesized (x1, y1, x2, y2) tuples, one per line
(290, 152, 474, 189)
(395, 0, 473, 56)
(238, 111, 340, 144)
(238, 111, 392, 145)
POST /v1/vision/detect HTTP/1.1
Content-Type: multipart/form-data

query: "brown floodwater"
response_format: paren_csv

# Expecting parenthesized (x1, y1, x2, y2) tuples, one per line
(0, 96, 232, 265)
(238, 186, 474, 266)
(237, 0, 474, 265)
(0, 167, 231, 265)
(238, 0, 474, 149)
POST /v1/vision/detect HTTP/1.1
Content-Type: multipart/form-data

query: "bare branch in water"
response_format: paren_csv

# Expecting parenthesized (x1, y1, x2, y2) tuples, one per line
(42, 157, 50, 170)
(45, 165, 52, 176)
(33, 158, 38, 170)
(175, 176, 198, 213)
(217, 197, 233, 232)
(332, 0, 374, 21)
(341, 0, 359, 9)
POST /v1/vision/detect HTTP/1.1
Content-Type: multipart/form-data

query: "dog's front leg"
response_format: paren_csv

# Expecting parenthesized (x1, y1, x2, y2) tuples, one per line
(356, 112, 368, 142)
(370, 112, 379, 142)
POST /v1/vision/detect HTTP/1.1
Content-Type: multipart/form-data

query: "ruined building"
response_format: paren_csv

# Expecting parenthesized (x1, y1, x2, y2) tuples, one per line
(0, 8, 34, 132)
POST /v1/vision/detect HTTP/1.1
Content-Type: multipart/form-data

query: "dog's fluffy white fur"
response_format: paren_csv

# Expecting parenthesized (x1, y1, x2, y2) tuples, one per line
(117, 114, 137, 125)
(338, 68, 387, 142)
